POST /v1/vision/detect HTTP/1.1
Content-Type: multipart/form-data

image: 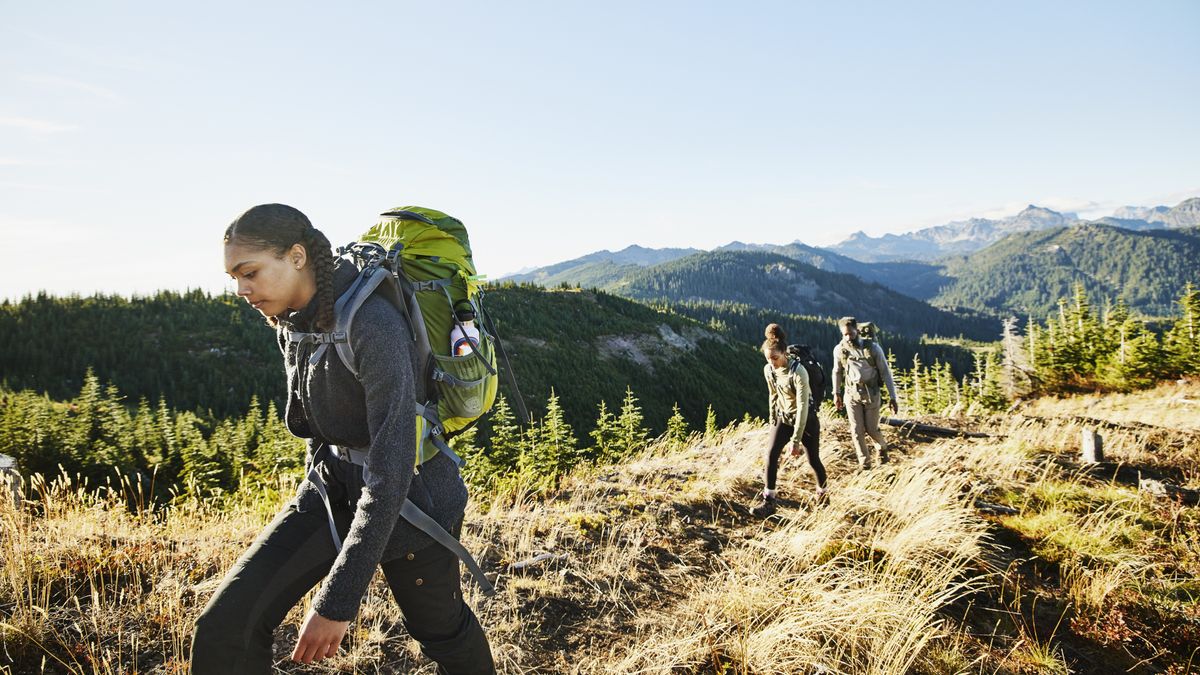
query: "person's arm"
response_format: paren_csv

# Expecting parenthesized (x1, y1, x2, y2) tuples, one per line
(832, 345, 845, 408)
(874, 342, 899, 412)
(310, 298, 415, 622)
(765, 365, 778, 426)
(790, 365, 810, 447)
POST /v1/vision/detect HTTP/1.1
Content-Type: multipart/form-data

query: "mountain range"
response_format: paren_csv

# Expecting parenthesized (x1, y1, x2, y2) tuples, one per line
(502, 198, 1200, 320)
(828, 198, 1200, 262)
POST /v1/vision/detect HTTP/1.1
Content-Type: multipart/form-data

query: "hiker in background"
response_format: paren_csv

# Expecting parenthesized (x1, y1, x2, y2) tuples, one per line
(193, 204, 493, 674)
(750, 324, 828, 517)
(832, 316, 898, 470)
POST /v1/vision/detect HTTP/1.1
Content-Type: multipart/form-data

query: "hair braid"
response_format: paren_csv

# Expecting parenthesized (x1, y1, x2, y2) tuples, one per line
(224, 203, 336, 329)
(306, 228, 337, 331)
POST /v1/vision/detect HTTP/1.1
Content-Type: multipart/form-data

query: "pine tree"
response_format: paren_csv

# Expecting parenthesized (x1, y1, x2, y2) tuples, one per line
(616, 386, 649, 459)
(589, 399, 620, 464)
(909, 353, 925, 413)
(704, 404, 718, 438)
(976, 350, 1008, 411)
(1166, 283, 1200, 376)
(1099, 317, 1162, 391)
(515, 419, 548, 488)
(484, 395, 521, 472)
(665, 403, 689, 448)
(540, 389, 579, 476)
(450, 425, 487, 488)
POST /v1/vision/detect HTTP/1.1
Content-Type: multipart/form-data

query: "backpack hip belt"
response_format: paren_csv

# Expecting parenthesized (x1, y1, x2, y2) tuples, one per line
(309, 442, 494, 596)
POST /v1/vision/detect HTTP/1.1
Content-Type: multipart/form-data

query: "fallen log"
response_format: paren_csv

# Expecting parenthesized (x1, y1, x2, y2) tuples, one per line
(1138, 473, 1200, 506)
(974, 500, 1019, 515)
(882, 417, 990, 438)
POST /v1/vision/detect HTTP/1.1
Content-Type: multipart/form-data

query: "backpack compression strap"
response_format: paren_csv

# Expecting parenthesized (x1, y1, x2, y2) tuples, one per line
(308, 443, 493, 595)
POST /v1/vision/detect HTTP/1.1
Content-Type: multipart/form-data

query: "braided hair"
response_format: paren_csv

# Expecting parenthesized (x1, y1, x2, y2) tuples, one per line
(762, 323, 787, 356)
(224, 203, 336, 331)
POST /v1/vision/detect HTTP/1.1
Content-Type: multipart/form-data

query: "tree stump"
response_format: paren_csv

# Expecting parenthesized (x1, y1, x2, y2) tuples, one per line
(1081, 429, 1104, 463)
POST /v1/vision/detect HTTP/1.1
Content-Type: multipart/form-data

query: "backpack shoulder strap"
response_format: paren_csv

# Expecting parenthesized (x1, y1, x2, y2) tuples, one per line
(862, 339, 881, 368)
(838, 342, 852, 364)
(323, 265, 391, 378)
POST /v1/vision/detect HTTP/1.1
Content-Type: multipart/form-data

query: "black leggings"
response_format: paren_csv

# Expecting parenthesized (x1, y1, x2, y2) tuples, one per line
(765, 411, 826, 491)
(191, 500, 494, 674)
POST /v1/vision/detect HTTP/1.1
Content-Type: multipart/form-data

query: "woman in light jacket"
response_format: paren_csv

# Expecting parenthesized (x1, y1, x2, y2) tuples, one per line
(750, 323, 827, 517)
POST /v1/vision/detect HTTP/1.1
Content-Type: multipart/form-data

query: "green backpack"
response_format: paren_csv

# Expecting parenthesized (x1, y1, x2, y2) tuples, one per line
(290, 206, 525, 595)
(356, 207, 501, 455)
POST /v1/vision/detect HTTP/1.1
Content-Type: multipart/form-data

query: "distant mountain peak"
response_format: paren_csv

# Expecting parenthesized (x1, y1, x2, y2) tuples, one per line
(1019, 204, 1060, 215)
(1013, 205, 1076, 221)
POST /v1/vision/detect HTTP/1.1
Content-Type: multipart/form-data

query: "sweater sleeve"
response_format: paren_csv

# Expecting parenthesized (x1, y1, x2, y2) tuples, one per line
(874, 342, 898, 403)
(790, 365, 810, 446)
(764, 364, 778, 426)
(832, 344, 845, 397)
(312, 299, 415, 621)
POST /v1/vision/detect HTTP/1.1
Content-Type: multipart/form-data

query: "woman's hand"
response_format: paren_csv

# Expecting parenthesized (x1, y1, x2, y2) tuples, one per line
(790, 442, 802, 457)
(291, 609, 350, 664)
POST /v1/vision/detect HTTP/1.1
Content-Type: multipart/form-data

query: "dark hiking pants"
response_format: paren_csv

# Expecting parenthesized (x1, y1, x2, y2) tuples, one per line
(765, 409, 826, 491)
(190, 501, 494, 674)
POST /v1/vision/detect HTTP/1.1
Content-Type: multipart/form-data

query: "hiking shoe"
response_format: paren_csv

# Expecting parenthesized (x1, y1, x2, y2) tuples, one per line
(749, 496, 777, 517)
(814, 487, 829, 504)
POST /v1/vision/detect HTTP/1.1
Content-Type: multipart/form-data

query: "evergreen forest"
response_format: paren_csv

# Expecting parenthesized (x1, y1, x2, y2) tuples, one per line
(2, 281, 1197, 506)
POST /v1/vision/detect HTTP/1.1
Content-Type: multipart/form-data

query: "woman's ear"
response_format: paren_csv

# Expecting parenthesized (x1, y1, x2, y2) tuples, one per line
(289, 243, 308, 270)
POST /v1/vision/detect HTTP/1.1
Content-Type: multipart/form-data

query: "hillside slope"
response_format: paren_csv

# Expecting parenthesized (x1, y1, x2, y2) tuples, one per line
(6, 382, 1197, 673)
(931, 224, 1200, 318)
(503, 245, 699, 287)
(0, 286, 764, 432)
(608, 250, 998, 340)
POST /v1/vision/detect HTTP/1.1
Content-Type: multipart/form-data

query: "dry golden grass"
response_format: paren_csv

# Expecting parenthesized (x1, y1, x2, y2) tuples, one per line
(0, 472, 285, 674)
(3, 384, 1199, 673)
(1019, 379, 1200, 432)
(603, 461, 988, 674)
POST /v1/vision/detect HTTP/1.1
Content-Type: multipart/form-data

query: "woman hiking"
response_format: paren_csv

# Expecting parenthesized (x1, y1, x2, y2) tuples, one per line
(750, 324, 828, 517)
(192, 204, 493, 674)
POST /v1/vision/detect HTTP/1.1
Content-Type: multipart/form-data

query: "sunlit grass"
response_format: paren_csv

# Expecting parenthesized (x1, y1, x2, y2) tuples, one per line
(3, 382, 1199, 672)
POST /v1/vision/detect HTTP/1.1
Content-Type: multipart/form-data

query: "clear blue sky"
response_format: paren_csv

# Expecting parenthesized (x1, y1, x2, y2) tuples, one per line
(2, 1, 1198, 298)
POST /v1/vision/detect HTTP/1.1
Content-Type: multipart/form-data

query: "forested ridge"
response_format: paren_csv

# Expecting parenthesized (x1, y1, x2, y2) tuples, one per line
(0, 283, 983, 435)
(0, 290, 282, 417)
(931, 224, 1200, 318)
(0, 280, 996, 500)
(1, 281, 1198, 510)
(608, 250, 999, 340)
(503, 223, 1200, 323)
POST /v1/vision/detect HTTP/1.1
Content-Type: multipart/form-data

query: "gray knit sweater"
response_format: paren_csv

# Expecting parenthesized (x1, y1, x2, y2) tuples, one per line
(276, 260, 469, 621)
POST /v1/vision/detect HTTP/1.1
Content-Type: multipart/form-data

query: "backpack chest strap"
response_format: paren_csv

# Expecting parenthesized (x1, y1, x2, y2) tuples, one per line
(287, 330, 349, 366)
(288, 331, 348, 345)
